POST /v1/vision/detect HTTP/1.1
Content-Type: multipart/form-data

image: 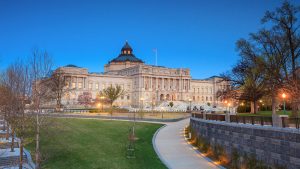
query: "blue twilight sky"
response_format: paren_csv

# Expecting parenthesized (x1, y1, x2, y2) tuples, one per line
(1, 0, 299, 79)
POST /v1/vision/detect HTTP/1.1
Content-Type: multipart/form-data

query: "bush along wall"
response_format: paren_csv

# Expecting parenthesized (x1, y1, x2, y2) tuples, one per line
(188, 119, 293, 169)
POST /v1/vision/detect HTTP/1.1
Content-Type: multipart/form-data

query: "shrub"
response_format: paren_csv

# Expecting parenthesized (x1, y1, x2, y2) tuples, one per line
(169, 102, 174, 108)
(229, 148, 240, 169)
(89, 109, 99, 113)
(213, 144, 225, 161)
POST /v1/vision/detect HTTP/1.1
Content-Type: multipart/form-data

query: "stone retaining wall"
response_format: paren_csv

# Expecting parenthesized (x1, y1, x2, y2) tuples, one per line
(190, 117, 300, 169)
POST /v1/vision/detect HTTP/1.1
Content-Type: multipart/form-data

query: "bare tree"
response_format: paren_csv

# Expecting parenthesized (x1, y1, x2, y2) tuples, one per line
(45, 68, 68, 111)
(2, 61, 34, 169)
(29, 49, 53, 169)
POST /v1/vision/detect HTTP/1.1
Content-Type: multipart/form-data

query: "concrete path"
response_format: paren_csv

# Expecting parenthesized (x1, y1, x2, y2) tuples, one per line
(153, 118, 219, 169)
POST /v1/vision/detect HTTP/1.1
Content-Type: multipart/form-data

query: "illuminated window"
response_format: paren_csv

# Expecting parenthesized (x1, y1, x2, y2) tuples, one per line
(78, 82, 82, 89)
(95, 83, 99, 90)
(72, 82, 76, 89)
(65, 81, 70, 88)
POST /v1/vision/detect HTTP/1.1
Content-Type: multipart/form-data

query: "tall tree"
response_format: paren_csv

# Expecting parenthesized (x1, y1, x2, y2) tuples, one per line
(45, 68, 68, 111)
(2, 61, 34, 169)
(29, 49, 53, 169)
(250, 29, 287, 117)
(262, 1, 300, 116)
(220, 39, 266, 114)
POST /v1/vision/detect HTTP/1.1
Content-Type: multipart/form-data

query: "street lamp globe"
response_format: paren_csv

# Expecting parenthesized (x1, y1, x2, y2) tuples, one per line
(282, 93, 286, 99)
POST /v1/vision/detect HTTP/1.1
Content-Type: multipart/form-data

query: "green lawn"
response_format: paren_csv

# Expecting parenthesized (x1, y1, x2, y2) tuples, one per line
(237, 110, 294, 117)
(27, 118, 166, 169)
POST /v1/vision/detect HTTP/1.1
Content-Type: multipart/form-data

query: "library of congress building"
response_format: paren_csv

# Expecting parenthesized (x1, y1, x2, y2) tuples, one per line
(56, 42, 229, 108)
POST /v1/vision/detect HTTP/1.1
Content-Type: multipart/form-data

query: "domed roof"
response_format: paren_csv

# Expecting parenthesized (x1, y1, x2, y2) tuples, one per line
(109, 41, 144, 63)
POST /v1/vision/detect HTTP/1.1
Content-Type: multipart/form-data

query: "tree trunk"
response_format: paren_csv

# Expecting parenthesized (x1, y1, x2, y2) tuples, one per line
(254, 100, 258, 114)
(291, 99, 298, 117)
(36, 113, 40, 169)
(3, 118, 6, 131)
(19, 139, 23, 169)
(6, 124, 9, 140)
(250, 101, 258, 114)
(10, 128, 14, 152)
(271, 93, 277, 116)
(110, 103, 113, 119)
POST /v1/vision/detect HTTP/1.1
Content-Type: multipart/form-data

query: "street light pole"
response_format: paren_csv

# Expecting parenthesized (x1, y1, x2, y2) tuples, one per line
(282, 93, 286, 114)
(188, 98, 192, 117)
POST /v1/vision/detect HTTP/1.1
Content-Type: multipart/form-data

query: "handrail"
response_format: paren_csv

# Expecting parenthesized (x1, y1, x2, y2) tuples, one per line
(191, 112, 298, 129)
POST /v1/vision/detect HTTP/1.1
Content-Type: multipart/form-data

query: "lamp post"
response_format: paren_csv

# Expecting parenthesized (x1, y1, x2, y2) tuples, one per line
(188, 98, 193, 117)
(224, 100, 228, 112)
(140, 97, 144, 111)
(282, 93, 286, 114)
(240, 102, 244, 113)
(100, 96, 105, 112)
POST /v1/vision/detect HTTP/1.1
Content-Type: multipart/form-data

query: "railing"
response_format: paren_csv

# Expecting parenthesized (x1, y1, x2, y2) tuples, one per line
(283, 117, 300, 129)
(191, 112, 300, 129)
(206, 114, 225, 121)
(230, 115, 273, 126)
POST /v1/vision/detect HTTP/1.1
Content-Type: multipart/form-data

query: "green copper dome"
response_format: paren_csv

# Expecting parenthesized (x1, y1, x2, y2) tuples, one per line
(109, 42, 144, 63)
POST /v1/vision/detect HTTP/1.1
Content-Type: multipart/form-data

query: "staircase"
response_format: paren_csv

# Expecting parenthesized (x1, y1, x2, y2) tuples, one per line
(0, 116, 35, 169)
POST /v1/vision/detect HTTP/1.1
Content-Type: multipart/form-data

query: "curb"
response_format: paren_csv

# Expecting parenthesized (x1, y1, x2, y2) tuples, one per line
(152, 124, 172, 169)
(183, 128, 226, 169)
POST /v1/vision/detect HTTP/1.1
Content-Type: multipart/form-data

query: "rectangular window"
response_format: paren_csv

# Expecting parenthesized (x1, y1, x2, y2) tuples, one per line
(65, 81, 70, 88)
(72, 82, 76, 89)
(78, 82, 82, 89)
(89, 83, 92, 89)
(95, 83, 99, 90)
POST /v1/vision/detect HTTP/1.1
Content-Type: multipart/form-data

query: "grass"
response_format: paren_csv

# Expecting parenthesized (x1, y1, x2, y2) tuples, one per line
(237, 110, 295, 117)
(73, 112, 189, 119)
(27, 118, 166, 169)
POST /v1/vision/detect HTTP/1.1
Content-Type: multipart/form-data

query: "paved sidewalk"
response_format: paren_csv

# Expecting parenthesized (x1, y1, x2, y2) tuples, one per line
(153, 118, 219, 169)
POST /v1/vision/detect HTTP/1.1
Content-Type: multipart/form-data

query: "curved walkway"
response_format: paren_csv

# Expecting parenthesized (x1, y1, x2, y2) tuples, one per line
(153, 118, 219, 169)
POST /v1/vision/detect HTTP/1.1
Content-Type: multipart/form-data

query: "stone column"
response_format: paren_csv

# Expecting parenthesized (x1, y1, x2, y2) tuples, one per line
(162, 78, 164, 91)
(150, 77, 153, 89)
(76, 76, 78, 89)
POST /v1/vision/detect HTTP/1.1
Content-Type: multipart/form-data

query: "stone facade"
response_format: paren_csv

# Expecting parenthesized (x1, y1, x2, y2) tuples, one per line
(190, 118, 300, 169)
(56, 42, 229, 108)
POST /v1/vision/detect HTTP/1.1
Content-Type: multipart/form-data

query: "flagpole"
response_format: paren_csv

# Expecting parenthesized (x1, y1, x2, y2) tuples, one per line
(154, 49, 158, 66)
